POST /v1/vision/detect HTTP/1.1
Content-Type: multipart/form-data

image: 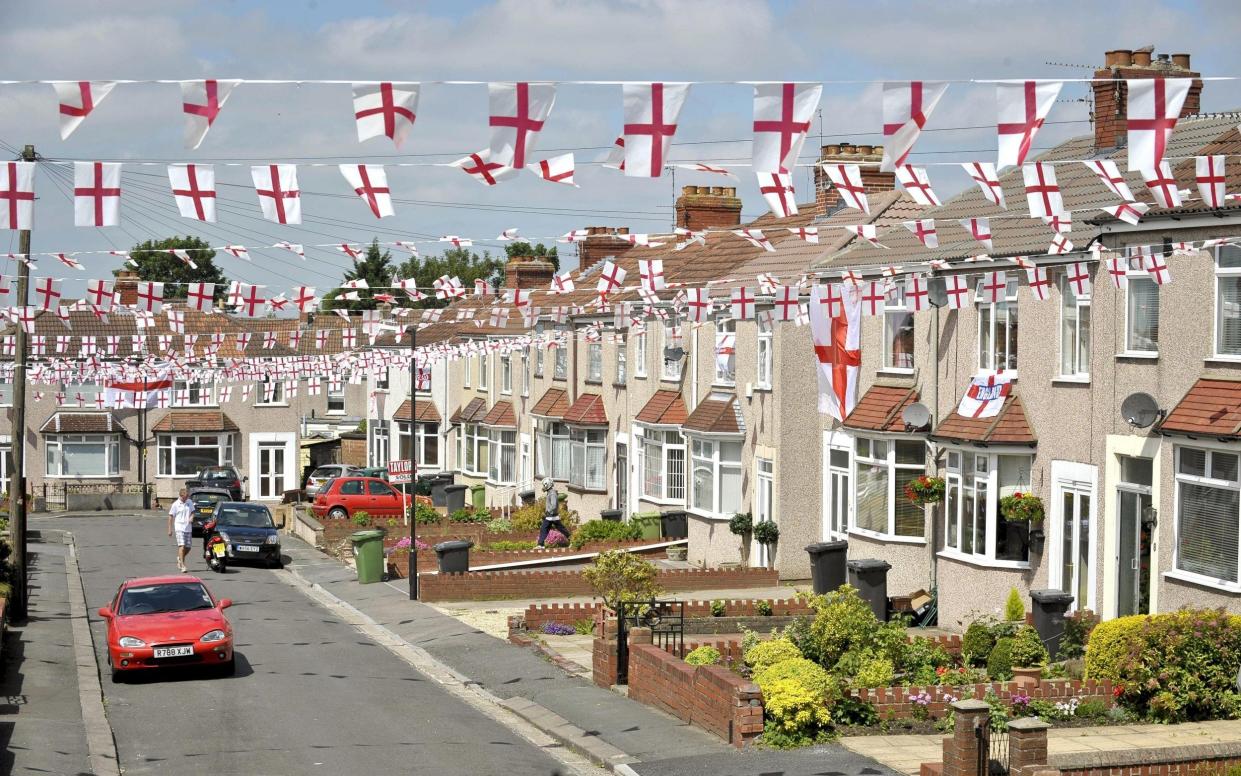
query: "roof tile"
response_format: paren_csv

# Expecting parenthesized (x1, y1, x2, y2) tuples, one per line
(930, 393, 1036, 446)
(151, 411, 239, 433)
(843, 385, 921, 433)
(482, 400, 517, 428)
(531, 387, 570, 418)
(395, 398, 440, 423)
(1159, 377, 1241, 439)
(563, 393, 607, 426)
(39, 412, 123, 434)
(682, 394, 743, 435)
(635, 389, 688, 425)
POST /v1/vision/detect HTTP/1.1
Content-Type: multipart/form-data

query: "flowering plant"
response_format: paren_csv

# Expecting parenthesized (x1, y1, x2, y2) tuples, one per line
(545, 529, 570, 548)
(998, 492, 1045, 525)
(385, 536, 428, 557)
(541, 622, 576, 636)
(1010, 691, 1032, 713)
(904, 475, 946, 506)
(910, 690, 933, 720)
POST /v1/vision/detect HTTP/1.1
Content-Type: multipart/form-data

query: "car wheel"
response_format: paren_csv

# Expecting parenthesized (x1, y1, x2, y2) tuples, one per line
(108, 657, 124, 684)
(268, 556, 284, 570)
(328, 507, 348, 521)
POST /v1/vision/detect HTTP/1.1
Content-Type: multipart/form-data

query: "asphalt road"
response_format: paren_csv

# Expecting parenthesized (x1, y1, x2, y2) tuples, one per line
(65, 513, 577, 776)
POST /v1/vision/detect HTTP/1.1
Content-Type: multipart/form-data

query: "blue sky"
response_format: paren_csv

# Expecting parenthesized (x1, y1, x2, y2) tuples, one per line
(0, 0, 1235, 297)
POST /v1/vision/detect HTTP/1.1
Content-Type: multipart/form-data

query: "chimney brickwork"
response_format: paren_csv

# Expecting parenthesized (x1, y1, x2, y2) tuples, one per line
(1092, 48, 1203, 152)
(577, 226, 633, 272)
(674, 186, 743, 231)
(815, 143, 895, 216)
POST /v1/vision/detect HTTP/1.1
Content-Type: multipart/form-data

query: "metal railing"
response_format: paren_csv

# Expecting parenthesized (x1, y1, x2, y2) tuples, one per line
(493, 478, 535, 519)
(977, 724, 1009, 776)
(39, 481, 153, 511)
(615, 599, 685, 684)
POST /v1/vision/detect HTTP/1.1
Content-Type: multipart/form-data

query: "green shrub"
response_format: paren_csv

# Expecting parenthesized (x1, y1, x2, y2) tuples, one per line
(482, 540, 537, 551)
(1074, 698, 1110, 721)
(756, 600, 773, 617)
(781, 614, 824, 665)
(352, 511, 371, 527)
(987, 637, 1014, 681)
(710, 599, 726, 617)
(744, 638, 803, 672)
(753, 520, 780, 546)
(852, 655, 896, 689)
(510, 503, 545, 533)
(831, 695, 879, 726)
(1009, 625, 1049, 667)
(1059, 610, 1098, 660)
(569, 519, 641, 549)
(762, 678, 831, 735)
(572, 617, 595, 636)
(485, 517, 513, 534)
(740, 626, 761, 657)
(581, 550, 661, 610)
(449, 507, 488, 523)
(1083, 615, 1147, 681)
(1004, 588, 1025, 622)
(729, 512, 753, 536)
(412, 502, 440, 525)
(754, 657, 839, 705)
(902, 637, 954, 684)
(806, 585, 881, 667)
(684, 645, 722, 666)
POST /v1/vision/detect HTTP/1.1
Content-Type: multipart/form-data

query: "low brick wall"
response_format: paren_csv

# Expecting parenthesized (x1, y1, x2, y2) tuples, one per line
(523, 597, 812, 631)
(853, 678, 1113, 720)
(389, 539, 671, 575)
(1047, 744, 1241, 776)
(417, 567, 779, 602)
(627, 639, 763, 748)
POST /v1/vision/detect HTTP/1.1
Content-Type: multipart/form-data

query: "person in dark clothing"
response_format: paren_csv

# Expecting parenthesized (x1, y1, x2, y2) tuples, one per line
(537, 477, 570, 548)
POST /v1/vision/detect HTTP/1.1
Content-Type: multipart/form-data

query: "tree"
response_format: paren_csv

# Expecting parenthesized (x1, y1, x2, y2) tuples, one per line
(322, 239, 398, 312)
(396, 247, 505, 309)
(496, 241, 558, 289)
(120, 236, 227, 300)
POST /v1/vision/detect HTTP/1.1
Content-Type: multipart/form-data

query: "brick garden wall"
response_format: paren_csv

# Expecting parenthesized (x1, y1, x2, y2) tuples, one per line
(387, 539, 671, 576)
(522, 597, 813, 631)
(627, 641, 762, 748)
(852, 678, 1113, 720)
(417, 567, 779, 602)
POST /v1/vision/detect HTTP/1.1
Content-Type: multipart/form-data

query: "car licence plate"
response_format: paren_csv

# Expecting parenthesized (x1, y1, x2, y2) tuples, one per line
(236, 544, 260, 552)
(153, 645, 193, 659)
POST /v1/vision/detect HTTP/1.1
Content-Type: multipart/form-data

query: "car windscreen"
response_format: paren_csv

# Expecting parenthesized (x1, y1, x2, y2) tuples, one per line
(215, 505, 274, 528)
(119, 582, 214, 615)
(201, 470, 233, 480)
(310, 467, 338, 479)
(192, 493, 225, 506)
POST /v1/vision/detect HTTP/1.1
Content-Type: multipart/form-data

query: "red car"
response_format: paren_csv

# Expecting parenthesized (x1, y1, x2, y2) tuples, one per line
(97, 575, 234, 682)
(311, 476, 412, 521)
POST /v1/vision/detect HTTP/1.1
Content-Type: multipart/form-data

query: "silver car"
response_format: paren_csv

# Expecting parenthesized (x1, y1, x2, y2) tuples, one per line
(305, 465, 361, 497)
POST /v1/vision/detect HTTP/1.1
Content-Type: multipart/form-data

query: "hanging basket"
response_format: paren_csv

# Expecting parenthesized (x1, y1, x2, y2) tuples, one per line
(904, 476, 946, 507)
(999, 492, 1045, 525)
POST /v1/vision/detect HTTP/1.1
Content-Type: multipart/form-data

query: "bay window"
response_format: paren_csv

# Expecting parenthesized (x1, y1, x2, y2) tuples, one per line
(463, 423, 488, 476)
(639, 426, 685, 502)
(1174, 446, 1240, 586)
(883, 289, 915, 371)
(488, 429, 517, 484)
(536, 420, 570, 480)
(977, 278, 1019, 373)
(46, 434, 119, 477)
(569, 427, 606, 490)
(158, 433, 233, 477)
(853, 437, 926, 539)
(688, 436, 742, 516)
(756, 331, 772, 389)
(587, 343, 603, 382)
(1059, 275, 1090, 378)
(943, 449, 1034, 564)
(1216, 245, 1241, 357)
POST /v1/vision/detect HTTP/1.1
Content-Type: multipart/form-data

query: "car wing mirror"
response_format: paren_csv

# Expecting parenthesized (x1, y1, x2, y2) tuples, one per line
(218, 598, 233, 609)
(97, 607, 112, 618)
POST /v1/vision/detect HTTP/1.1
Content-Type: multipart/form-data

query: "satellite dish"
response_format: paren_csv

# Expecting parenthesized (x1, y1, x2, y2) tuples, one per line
(1120, 392, 1164, 428)
(663, 346, 685, 361)
(902, 402, 931, 429)
(927, 277, 948, 308)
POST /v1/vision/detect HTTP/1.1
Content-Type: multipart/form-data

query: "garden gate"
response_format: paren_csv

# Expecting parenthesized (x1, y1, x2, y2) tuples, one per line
(615, 599, 684, 684)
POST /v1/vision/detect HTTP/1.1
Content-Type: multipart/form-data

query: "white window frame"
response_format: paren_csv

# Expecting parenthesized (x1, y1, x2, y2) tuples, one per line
(0, 381, 11, 407)
(463, 354, 472, 387)
(477, 353, 489, 391)
(850, 437, 927, 541)
(45, 433, 120, 478)
(1215, 245, 1241, 360)
(941, 448, 1034, 568)
(534, 347, 544, 378)
(463, 422, 488, 477)
(60, 382, 103, 408)
(488, 428, 517, 485)
(1058, 274, 1091, 379)
(374, 367, 390, 392)
(256, 377, 286, 406)
(553, 346, 568, 380)
(521, 351, 530, 397)
(714, 319, 736, 387)
(173, 379, 217, 408)
(662, 318, 683, 381)
(500, 353, 513, 395)
(370, 420, 389, 467)
(882, 288, 915, 373)
(823, 431, 852, 541)
(1170, 444, 1241, 590)
(569, 427, 607, 491)
(536, 419, 570, 481)
(638, 425, 686, 503)
(415, 422, 440, 469)
(587, 342, 603, 383)
(976, 278, 1019, 375)
(325, 380, 346, 414)
(685, 434, 743, 518)
(157, 433, 234, 478)
(756, 331, 772, 390)
(615, 346, 627, 385)
(634, 330, 648, 378)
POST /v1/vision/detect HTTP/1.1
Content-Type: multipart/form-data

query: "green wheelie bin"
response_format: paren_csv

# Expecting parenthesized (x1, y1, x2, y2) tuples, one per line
(350, 529, 386, 584)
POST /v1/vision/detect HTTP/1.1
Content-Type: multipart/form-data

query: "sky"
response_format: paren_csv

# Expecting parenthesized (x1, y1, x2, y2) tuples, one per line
(0, 0, 1238, 298)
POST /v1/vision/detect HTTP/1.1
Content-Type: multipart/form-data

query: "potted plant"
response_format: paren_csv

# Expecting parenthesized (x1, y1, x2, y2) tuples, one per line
(752, 520, 779, 569)
(729, 512, 753, 565)
(1008, 624, 1049, 687)
(903, 475, 946, 506)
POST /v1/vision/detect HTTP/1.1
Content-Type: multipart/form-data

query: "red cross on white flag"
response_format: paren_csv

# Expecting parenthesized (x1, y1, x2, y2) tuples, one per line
(859, 281, 886, 317)
(904, 275, 930, 312)
(352, 81, 419, 148)
(1105, 257, 1129, 290)
(1043, 212, 1072, 234)
(549, 272, 575, 294)
(844, 224, 887, 249)
(903, 219, 938, 248)
(1126, 78, 1192, 172)
(0, 161, 35, 230)
(881, 81, 948, 172)
(770, 285, 798, 321)
(1142, 161, 1182, 208)
(53, 81, 116, 140)
(962, 162, 1007, 209)
(729, 286, 755, 320)
(186, 282, 214, 312)
(959, 218, 993, 251)
(809, 282, 861, 420)
(944, 274, 973, 309)
(1066, 261, 1092, 296)
(293, 286, 317, 312)
(181, 79, 241, 149)
(340, 164, 394, 218)
(1196, 155, 1226, 209)
(558, 229, 589, 243)
(167, 163, 216, 222)
(623, 82, 690, 178)
(74, 161, 121, 226)
(596, 261, 627, 295)
(55, 253, 84, 270)
(1022, 162, 1064, 219)
(758, 172, 798, 218)
(752, 82, 821, 173)
(222, 245, 249, 261)
(895, 164, 941, 207)
(440, 235, 472, 248)
(676, 162, 737, 179)
(979, 271, 1007, 304)
(252, 164, 301, 224)
(995, 80, 1063, 169)
(1026, 266, 1051, 300)
(168, 248, 197, 269)
(1145, 253, 1171, 285)
(166, 308, 185, 335)
(452, 149, 518, 186)
(1047, 233, 1074, 255)
(35, 277, 61, 311)
(473, 278, 493, 296)
(957, 373, 1013, 419)
(788, 226, 819, 244)
(1082, 159, 1135, 201)
(601, 136, 626, 171)
(823, 164, 870, 213)
(235, 284, 266, 318)
(489, 82, 555, 169)
(1100, 201, 1150, 226)
(685, 288, 709, 323)
(529, 153, 577, 186)
(734, 228, 775, 253)
(274, 241, 305, 259)
(136, 281, 163, 312)
(639, 259, 665, 292)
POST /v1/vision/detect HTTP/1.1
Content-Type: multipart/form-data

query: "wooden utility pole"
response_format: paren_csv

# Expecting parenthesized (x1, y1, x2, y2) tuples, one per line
(9, 144, 33, 620)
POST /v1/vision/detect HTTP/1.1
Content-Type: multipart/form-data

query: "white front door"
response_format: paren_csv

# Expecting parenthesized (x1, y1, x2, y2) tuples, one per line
(822, 430, 852, 540)
(258, 443, 286, 500)
(1050, 461, 1097, 612)
(520, 433, 531, 485)
(754, 457, 775, 567)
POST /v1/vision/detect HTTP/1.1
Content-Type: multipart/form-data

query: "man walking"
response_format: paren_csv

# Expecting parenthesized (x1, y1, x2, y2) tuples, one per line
(167, 488, 194, 572)
(536, 477, 570, 548)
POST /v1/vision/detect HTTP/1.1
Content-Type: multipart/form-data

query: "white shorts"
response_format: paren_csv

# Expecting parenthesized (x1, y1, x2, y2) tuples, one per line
(174, 530, 192, 548)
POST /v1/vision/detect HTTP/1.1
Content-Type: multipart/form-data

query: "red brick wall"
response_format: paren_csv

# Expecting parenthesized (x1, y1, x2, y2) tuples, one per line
(1090, 50, 1202, 151)
(523, 597, 813, 631)
(392, 539, 668, 575)
(1057, 758, 1241, 776)
(627, 643, 762, 748)
(851, 678, 1113, 720)
(417, 566, 779, 602)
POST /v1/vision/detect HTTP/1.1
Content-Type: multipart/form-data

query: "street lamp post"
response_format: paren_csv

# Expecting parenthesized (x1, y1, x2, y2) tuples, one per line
(408, 322, 418, 601)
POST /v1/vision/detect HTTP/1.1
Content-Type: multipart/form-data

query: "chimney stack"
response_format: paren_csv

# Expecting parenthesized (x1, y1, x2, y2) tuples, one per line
(503, 254, 557, 289)
(1092, 47, 1202, 152)
(674, 185, 742, 231)
(577, 226, 633, 272)
(815, 143, 895, 216)
(114, 269, 140, 307)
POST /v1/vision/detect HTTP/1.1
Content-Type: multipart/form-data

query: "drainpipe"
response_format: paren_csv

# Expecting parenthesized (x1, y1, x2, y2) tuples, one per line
(930, 306, 941, 593)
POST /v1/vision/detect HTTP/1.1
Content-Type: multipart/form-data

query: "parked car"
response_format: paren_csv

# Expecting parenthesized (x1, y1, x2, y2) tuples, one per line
(357, 467, 388, 480)
(202, 502, 285, 569)
(97, 575, 234, 682)
(311, 476, 412, 521)
(186, 466, 247, 501)
(188, 487, 232, 536)
(304, 464, 362, 497)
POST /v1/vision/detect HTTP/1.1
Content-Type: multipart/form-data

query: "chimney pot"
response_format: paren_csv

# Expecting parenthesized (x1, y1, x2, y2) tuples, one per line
(681, 185, 695, 196)
(724, 186, 736, 197)
(1114, 49, 1133, 66)
(872, 145, 883, 157)
(857, 144, 874, 156)
(1132, 50, 1152, 67)
(675, 180, 741, 230)
(618, 227, 629, 235)
(840, 142, 855, 155)
(1091, 46, 1202, 153)
(1172, 53, 1191, 68)
(1104, 50, 1121, 67)
(823, 144, 840, 156)
(708, 186, 721, 195)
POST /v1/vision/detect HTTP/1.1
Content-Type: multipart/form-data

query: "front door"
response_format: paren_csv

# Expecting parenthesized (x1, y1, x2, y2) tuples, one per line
(1116, 456, 1154, 616)
(258, 442, 286, 500)
(616, 441, 628, 513)
(1051, 462, 1096, 612)
(520, 433, 531, 486)
(823, 431, 852, 540)
(754, 457, 774, 568)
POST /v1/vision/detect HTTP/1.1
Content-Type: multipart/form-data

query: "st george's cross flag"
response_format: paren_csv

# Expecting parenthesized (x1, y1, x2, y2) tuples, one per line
(809, 282, 861, 421)
(957, 372, 1013, 419)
